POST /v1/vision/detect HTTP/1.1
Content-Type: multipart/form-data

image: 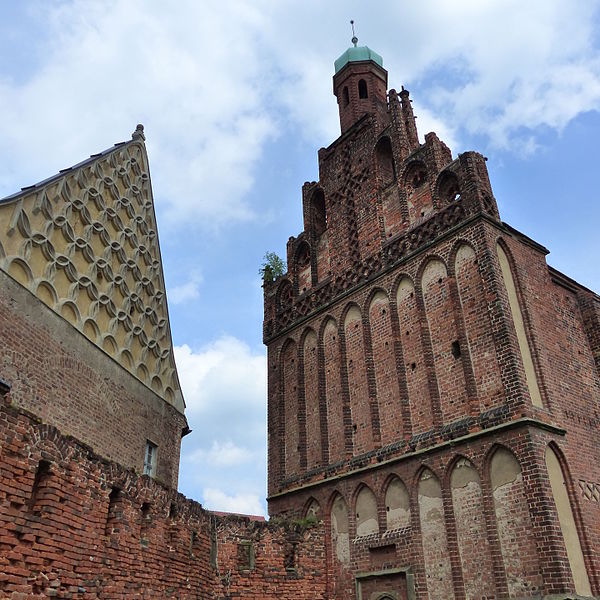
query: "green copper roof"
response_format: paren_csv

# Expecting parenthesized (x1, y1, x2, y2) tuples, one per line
(334, 46, 384, 74)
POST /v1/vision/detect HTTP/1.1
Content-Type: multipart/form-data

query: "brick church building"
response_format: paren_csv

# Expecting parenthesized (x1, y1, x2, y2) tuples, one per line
(0, 38, 598, 599)
(262, 39, 600, 598)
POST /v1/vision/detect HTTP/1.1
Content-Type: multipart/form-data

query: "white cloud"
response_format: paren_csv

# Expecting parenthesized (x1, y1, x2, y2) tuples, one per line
(0, 0, 277, 229)
(261, 0, 600, 152)
(174, 336, 266, 417)
(187, 440, 254, 467)
(203, 488, 264, 516)
(393, 0, 600, 151)
(168, 271, 203, 305)
(168, 280, 200, 305)
(175, 335, 267, 514)
(2, 0, 598, 232)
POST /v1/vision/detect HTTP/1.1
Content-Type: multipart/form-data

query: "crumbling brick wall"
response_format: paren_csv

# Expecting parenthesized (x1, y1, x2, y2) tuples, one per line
(0, 398, 327, 599)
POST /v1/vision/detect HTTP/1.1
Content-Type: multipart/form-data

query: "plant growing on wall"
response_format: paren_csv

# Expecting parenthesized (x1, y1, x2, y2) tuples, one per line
(259, 251, 285, 282)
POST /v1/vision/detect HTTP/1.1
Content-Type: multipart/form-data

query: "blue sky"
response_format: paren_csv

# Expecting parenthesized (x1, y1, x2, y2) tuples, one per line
(1, 0, 599, 516)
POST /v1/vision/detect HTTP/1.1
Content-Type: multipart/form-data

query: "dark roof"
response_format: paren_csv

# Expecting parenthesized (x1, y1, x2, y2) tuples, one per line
(0, 123, 146, 205)
(0, 140, 132, 205)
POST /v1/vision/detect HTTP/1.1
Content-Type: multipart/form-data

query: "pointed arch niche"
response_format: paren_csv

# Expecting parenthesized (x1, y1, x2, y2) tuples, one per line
(545, 446, 591, 596)
(490, 448, 542, 596)
(396, 277, 432, 434)
(496, 243, 543, 407)
(369, 291, 401, 445)
(304, 497, 321, 519)
(323, 318, 344, 462)
(344, 305, 372, 455)
(421, 259, 468, 422)
(385, 477, 410, 530)
(454, 244, 503, 410)
(450, 458, 495, 598)
(331, 494, 350, 565)
(282, 340, 300, 477)
(303, 330, 321, 470)
(355, 486, 378, 537)
(418, 469, 454, 600)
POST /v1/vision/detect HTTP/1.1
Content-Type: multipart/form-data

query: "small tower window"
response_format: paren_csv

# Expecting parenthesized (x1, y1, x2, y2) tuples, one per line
(358, 79, 368, 99)
(311, 188, 327, 236)
(375, 137, 395, 187)
(342, 86, 349, 107)
(144, 441, 157, 477)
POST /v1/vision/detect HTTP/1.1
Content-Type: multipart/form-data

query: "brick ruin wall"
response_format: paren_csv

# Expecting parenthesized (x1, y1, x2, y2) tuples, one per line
(0, 398, 328, 599)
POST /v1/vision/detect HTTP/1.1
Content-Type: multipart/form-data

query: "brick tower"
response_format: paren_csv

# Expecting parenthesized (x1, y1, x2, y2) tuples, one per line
(263, 40, 600, 599)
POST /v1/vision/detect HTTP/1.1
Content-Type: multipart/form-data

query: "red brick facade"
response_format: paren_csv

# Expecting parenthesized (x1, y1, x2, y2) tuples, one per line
(264, 49, 600, 598)
(0, 268, 186, 490)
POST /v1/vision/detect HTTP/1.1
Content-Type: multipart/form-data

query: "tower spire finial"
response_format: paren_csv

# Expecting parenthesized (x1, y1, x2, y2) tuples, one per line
(350, 20, 358, 47)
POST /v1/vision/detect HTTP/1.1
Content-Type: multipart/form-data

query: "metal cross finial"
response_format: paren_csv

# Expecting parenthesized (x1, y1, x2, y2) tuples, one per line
(350, 20, 358, 47)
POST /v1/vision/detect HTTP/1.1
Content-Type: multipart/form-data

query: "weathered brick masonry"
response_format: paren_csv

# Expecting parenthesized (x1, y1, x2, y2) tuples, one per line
(0, 268, 185, 490)
(264, 42, 600, 598)
(0, 396, 328, 599)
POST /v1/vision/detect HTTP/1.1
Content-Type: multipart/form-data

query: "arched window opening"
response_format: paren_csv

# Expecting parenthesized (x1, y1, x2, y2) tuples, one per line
(358, 79, 368, 99)
(343, 86, 349, 107)
(311, 189, 327, 236)
(411, 168, 426, 188)
(438, 172, 461, 204)
(375, 137, 395, 187)
(404, 161, 428, 191)
(296, 242, 311, 268)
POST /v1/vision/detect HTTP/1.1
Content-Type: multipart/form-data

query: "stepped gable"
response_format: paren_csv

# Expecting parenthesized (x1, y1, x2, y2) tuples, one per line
(0, 124, 184, 412)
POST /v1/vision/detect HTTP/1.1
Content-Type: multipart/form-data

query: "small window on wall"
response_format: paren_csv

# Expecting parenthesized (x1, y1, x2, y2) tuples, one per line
(358, 79, 368, 99)
(144, 441, 157, 477)
(343, 86, 349, 107)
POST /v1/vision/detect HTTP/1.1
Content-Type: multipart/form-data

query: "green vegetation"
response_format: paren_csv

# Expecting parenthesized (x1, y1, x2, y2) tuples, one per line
(268, 513, 319, 532)
(259, 251, 285, 282)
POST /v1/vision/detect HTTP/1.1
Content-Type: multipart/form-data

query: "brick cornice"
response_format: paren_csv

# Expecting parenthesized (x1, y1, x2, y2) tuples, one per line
(267, 417, 565, 501)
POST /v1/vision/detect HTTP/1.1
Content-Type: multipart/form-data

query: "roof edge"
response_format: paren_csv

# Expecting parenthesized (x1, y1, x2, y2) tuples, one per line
(1, 124, 147, 206)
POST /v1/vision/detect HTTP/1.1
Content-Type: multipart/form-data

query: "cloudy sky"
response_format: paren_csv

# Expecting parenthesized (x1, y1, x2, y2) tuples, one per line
(1, 0, 599, 516)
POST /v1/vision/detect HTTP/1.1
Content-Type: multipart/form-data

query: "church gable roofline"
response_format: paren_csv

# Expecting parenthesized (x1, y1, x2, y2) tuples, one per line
(0, 125, 185, 413)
